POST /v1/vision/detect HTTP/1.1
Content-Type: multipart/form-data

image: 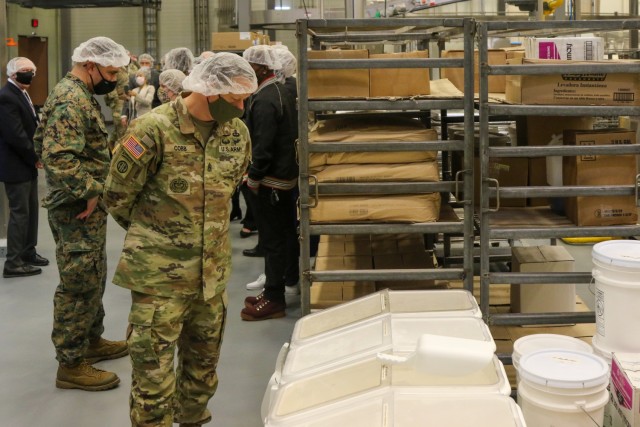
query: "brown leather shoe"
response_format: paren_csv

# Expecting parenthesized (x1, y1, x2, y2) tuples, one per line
(85, 337, 128, 363)
(244, 291, 265, 308)
(56, 361, 120, 391)
(241, 298, 286, 321)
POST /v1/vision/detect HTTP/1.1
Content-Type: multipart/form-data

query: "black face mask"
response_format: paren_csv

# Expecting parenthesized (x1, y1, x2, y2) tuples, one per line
(90, 65, 117, 95)
(15, 71, 34, 85)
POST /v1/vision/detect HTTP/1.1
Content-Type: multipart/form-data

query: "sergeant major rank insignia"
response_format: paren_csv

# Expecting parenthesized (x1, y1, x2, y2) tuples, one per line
(123, 135, 147, 160)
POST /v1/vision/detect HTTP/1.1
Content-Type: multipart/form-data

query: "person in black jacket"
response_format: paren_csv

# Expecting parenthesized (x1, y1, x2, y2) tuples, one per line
(240, 45, 299, 321)
(0, 57, 49, 278)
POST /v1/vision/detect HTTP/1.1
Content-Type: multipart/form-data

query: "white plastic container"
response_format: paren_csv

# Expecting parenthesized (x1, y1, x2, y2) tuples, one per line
(292, 289, 481, 342)
(591, 336, 612, 367)
(265, 393, 526, 427)
(518, 349, 610, 427)
(592, 240, 640, 354)
(264, 356, 511, 425)
(282, 316, 494, 381)
(512, 334, 594, 372)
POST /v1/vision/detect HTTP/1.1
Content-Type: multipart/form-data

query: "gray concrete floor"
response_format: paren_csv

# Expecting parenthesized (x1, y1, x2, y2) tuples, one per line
(0, 175, 300, 427)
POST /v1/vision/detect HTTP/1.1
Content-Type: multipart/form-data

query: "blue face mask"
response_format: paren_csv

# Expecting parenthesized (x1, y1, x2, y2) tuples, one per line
(208, 97, 243, 124)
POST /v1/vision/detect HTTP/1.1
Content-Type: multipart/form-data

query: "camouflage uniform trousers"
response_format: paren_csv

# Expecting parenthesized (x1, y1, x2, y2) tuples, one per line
(49, 200, 108, 366)
(128, 289, 227, 427)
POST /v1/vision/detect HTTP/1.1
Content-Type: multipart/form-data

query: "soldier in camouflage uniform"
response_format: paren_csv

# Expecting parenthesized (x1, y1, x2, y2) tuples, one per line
(103, 53, 257, 427)
(105, 66, 130, 153)
(34, 37, 130, 391)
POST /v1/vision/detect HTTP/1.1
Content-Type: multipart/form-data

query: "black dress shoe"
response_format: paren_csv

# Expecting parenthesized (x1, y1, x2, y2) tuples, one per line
(3, 264, 42, 278)
(230, 208, 243, 221)
(242, 246, 265, 257)
(22, 254, 50, 266)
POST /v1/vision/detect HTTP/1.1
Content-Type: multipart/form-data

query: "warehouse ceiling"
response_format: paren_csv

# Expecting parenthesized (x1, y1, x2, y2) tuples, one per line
(7, 0, 150, 7)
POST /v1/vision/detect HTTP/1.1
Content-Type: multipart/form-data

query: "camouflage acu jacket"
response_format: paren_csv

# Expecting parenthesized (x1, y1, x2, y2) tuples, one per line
(34, 73, 110, 209)
(103, 97, 251, 301)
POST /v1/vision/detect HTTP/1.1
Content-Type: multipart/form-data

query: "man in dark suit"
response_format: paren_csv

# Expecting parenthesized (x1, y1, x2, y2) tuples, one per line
(0, 56, 49, 278)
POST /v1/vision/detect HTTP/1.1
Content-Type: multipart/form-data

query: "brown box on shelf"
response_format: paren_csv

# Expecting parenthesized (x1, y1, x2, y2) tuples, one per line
(441, 48, 525, 94)
(310, 194, 441, 224)
(505, 58, 640, 106)
(473, 157, 529, 208)
(211, 32, 262, 50)
(311, 161, 440, 183)
(308, 117, 438, 168)
(308, 49, 370, 99)
(370, 51, 430, 97)
(510, 246, 576, 315)
(373, 250, 437, 290)
(311, 255, 375, 308)
(563, 129, 638, 226)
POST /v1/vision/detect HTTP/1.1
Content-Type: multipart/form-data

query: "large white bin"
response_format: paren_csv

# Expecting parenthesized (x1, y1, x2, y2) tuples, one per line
(282, 316, 494, 381)
(292, 289, 481, 342)
(264, 356, 511, 425)
(592, 240, 640, 354)
(265, 393, 526, 427)
(518, 349, 609, 427)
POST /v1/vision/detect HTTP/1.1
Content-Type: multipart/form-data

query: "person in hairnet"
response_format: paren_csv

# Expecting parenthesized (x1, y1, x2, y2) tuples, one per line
(103, 53, 257, 427)
(34, 36, 130, 392)
(129, 53, 162, 108)
(272, 45, 297, 100)
(163, 47, 195, 75)
(157, 68, 186, 103)
(193, 50, 215, 67)
(240, 45, 299, 321)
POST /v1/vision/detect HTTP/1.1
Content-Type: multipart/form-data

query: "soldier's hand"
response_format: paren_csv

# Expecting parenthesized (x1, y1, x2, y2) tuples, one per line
(76, 196, 99, 220)
(35, 161, 43, 169)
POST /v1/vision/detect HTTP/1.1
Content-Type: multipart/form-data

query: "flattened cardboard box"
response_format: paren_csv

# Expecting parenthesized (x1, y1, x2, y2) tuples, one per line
(441, 48, 525, 94)
(308, 49, 370, 99)
(510, 246, 576, 315)
(370, 51, 430, 97)
(310, 193, 441, 224)
(309, 118, 438, 168)
(311, 161, 440, 183)
(563, 129, 638, 226)
(506, 58, 640, 106)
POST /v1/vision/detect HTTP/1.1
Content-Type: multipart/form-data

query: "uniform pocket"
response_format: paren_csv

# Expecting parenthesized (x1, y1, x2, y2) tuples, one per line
(127, 303, 161, 374)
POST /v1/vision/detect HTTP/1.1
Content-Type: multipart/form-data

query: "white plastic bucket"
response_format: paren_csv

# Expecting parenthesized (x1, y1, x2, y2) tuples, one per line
(591, 336, 613, 367)
(592, 240, 640, 353)
(518, 349, 610, 427)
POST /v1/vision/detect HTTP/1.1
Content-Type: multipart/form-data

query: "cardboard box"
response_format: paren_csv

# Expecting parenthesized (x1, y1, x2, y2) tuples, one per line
(563, 129, 638, 226)
(510, 246, 576, 314)
(370, 51, 430, 97)
(308, 49, 370, 99)
(373, 250, 437, 290)
(311, 255, 375, 308)
(309, 118, 438, 168)
(441, 48, 525, 93)
(609, 353, 640, 427)
(525, 37, 604, 60)
(506, 58, 640, 106)
(211, 32, 262, 51)
(310, 193, 441, 224)
(311, 161, 440, 183)
(472, 157, 529, 208)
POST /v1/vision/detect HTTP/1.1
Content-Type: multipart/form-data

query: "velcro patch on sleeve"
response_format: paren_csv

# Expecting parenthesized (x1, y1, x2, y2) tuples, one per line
(123, 134, 147, 160)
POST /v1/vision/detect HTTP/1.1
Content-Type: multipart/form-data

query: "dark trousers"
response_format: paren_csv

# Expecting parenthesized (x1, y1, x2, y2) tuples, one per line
(240, 181, 257, 231)
(3, 178, 39, 269)
(251, 186, 299, 303)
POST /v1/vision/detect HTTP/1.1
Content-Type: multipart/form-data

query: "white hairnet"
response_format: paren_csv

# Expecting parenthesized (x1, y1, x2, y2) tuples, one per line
(138, 53, 155, 65)
(163, 47, 195, 74)
(159, 69, 186, 93)
(7, 57, 35, 76)
(136, 66, 151, 80)
(71, 36, 129, 67)
(273, 49, 297, 82)
(182, 52, 258, 96)
(243, 45, 282, 70)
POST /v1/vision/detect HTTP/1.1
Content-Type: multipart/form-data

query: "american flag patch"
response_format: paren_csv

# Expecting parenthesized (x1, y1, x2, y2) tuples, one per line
(123, 135, 146, 159)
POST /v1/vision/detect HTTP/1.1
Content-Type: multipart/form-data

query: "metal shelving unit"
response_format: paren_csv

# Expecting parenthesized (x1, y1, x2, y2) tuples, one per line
(477, 19, 640, 328)
(296, 18, 476, 315)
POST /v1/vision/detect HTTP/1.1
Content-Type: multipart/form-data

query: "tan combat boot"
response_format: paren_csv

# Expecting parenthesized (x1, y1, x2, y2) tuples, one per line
(85, 337, 129, 363)
(56, 361, 120, 391)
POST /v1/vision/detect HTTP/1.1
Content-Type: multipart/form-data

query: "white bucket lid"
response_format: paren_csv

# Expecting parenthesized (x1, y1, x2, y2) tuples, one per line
(592, 240, 640, 269)
(513, 334, 593, 367)
(519, 349, 609, 389)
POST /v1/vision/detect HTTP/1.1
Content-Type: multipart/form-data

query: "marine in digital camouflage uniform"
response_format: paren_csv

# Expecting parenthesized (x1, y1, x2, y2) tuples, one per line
(35, 36, 130, 392)
(103, 91, 252, 426)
